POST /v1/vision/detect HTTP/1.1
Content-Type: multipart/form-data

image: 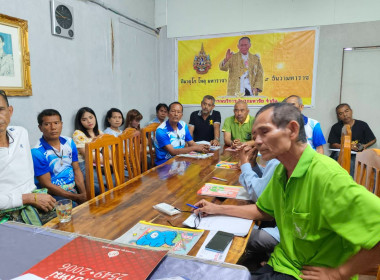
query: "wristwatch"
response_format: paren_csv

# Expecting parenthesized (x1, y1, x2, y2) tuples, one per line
(214, 137, 220, 141)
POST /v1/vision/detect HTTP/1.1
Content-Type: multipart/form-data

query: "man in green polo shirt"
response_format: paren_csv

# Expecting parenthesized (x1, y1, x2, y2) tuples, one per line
(195, 103, 380, 280)
(222, 100, 255, 148)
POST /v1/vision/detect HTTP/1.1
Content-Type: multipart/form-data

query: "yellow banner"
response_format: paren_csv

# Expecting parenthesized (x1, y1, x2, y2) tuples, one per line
(177, 29, 317, 106)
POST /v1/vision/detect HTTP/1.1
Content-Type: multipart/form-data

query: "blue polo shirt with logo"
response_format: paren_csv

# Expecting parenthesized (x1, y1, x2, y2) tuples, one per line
(154, 120, 193, 165)
(31, 136, 78, 187)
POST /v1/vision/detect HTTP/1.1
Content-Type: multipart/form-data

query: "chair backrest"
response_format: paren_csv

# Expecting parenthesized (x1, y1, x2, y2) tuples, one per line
(141, 123, 160, 172)
(119, 128, 142, 179)
(337, 124, 352, 173)
(355, 148, 380, 278)
(354, 148, 380, 197)
(85, 134, 124, 199)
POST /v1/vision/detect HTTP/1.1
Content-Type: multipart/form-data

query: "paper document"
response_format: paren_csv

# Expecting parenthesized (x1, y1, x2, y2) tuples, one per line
(329, 148, 357, 155)
(196, 230, 232, 262)
(115, 221, 204, 255)
(195, 141, 220, 151)
(177, 152, 214, 159)
(236, 187, 250, 200)
(11, 274, 44, 280)
(197, 183, 242, 198)
(215, 161, 238, 169)
(183, 214, 252, 237)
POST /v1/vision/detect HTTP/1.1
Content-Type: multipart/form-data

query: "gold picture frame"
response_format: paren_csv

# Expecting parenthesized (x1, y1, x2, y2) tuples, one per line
(0, 13, 32, 96)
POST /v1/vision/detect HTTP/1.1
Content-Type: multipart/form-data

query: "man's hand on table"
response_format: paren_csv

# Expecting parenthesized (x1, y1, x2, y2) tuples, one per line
(193, 144, 210, 153)
(210, 139, 220, 146)
(231, 139, 242, 149)
(194, 199, 220, 217)
(73, 192, 87, 204)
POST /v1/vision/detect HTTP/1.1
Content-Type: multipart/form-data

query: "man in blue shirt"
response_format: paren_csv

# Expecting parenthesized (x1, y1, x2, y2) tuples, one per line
(148, 103, 168, 125)
(238, 143, 280, 271)
(284, 95, 326, 154)
(32, 109, 87, 204)
(154, 102, 209, 165)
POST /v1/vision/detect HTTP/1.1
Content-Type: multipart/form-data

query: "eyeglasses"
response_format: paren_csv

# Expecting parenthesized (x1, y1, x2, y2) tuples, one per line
(194, 213, 202, 229)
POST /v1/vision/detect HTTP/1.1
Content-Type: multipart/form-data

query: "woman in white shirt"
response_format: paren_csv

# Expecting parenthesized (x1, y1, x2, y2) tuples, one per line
(103, 108, 124, 137)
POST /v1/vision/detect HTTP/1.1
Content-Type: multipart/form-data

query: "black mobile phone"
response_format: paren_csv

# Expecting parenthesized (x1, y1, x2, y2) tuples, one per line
(205, 231, 234, 252)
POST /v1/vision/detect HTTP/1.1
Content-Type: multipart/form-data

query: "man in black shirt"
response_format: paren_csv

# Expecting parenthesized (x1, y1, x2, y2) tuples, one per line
(189, 95, 221, 146)
(328, 103, 376, 175)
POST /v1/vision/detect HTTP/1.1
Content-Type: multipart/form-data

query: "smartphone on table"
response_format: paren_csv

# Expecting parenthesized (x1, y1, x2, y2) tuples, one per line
(205, 231, 234, 252)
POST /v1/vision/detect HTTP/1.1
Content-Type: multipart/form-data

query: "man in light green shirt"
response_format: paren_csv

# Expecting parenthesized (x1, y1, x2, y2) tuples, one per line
(222, 101, 255, 148)
(195, 103, 380, 280)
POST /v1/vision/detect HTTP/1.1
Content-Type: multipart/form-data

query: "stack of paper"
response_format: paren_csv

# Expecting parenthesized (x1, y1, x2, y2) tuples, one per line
(195, 141, 220, 151)
(177, 152, 214, 159)
(183, 214, 252, 237)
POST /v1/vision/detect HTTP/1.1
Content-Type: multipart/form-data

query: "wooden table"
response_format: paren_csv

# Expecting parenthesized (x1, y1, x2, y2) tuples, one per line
(44, 150, 252, 263)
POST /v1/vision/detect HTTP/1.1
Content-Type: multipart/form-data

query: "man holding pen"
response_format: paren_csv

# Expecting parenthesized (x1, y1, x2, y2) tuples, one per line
(195, 103, 380, 280)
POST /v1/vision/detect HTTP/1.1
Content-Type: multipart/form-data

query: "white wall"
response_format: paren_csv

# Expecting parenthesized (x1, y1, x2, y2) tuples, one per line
(157, 1, 380, 150)
(1, 0, 158, 144)
(158, 21, 380, 150)
(94, 0, 156, 28)
(165, 0, 380, 38)
(3, 0, 379, 150)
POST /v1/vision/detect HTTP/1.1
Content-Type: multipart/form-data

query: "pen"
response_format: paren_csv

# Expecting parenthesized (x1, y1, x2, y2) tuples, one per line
(186, 203, 199, 209)
(212, 176, 228, 182)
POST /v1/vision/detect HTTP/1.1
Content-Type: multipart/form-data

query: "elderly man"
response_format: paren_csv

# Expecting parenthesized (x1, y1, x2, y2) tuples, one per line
(189, 95, 221, 146)
(195, 103, 380, 279)
(0, 90, 55, 224)
(284, 95, 326, 154)
(32, 109, 87, 205)
(219, 37, 263, 96)
(222, 101, 255, 148)
(154, 102, 209, 165)
(328, 103, 376, 175)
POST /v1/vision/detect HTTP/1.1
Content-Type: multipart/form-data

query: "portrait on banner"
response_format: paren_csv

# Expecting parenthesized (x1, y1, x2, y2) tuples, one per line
(177, 28, 319, 107)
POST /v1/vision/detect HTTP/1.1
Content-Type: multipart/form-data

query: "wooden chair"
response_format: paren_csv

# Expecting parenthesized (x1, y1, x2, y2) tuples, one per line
(85, 134, 124, 199)
(355, 148, 380, 197)
(337, 124, 352, 173)
(119, 128, 142, 179)
(141, 123, 160, 172)
(354, 149, 380, 278)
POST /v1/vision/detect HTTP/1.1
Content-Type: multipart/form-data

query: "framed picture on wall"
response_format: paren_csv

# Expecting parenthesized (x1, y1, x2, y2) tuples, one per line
(0, 13, 32, 96)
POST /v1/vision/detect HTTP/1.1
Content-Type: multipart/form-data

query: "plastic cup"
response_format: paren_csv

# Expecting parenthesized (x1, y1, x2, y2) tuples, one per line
(55, 199, 73, 223)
